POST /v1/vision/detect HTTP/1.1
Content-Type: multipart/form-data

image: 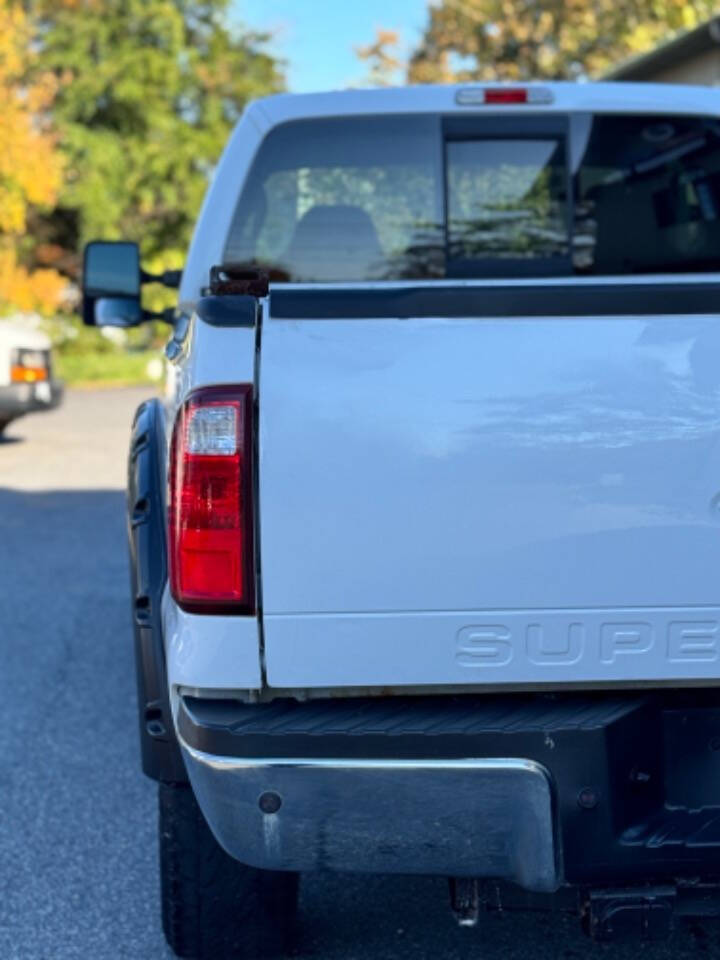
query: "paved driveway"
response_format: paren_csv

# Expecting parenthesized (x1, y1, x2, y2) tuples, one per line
(0, 387, 717, 958)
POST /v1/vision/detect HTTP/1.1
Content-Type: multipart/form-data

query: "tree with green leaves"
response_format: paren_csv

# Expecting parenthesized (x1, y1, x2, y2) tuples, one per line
(30, 0, 284, 279)
(405, 0, 718, 84)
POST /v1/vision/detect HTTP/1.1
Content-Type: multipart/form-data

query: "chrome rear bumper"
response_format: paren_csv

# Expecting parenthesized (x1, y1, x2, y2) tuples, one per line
(176, 692, 720, 891)
(180, 741, 559, 893)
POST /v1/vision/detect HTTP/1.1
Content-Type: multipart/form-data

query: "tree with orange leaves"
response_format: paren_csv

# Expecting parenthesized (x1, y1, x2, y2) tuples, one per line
(356, 28, 403, 87)
(0, 0, 65, 316)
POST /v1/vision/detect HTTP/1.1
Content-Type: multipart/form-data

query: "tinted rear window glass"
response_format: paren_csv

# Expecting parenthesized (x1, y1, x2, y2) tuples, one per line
(224, 113, 720, 282)
(446, 138, 568, 269)
(225, 116, 443, 282)
(575, 114, 720, 275)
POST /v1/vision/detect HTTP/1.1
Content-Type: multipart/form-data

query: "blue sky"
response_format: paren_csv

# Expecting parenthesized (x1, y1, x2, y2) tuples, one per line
(233, 0, 429, 92)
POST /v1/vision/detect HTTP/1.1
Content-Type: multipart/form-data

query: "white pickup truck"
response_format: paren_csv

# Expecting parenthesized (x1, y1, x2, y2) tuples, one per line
(0, 321, 62, 435)
(83, 82, 720, 958)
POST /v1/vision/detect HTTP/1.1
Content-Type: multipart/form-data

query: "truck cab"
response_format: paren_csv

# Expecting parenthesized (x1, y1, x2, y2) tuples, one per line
(84, 82, 720, 959)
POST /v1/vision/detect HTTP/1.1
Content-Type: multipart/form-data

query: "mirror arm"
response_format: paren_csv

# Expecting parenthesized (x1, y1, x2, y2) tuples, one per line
(141, 268, 183, 289)
(141, 307, 175, 325)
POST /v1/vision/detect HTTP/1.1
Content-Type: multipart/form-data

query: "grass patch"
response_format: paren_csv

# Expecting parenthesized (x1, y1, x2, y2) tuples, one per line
(56, 349, 161, 387)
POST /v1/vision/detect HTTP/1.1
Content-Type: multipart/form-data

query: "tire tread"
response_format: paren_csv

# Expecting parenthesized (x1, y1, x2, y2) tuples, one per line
(159, 782, 298, 959)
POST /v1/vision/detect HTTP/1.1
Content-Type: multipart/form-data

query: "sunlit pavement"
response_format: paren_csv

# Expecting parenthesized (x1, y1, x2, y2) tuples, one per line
(0, 388, 717, 959)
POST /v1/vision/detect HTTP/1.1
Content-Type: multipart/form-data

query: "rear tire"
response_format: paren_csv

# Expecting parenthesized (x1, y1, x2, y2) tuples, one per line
(159, 782, 299, 959)
(0, 418, 11, 436)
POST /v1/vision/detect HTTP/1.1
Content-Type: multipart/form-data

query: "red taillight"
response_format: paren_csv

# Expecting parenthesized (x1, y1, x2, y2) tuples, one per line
(169, 385, 255, 614)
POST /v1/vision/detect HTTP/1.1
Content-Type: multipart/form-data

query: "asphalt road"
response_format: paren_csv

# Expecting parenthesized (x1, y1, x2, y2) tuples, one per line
(1, 387, 720, 959)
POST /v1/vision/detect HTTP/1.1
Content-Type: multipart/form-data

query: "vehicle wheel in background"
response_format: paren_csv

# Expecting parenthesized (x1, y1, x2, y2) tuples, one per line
(0, 419, 11, 436)
(159, 782, 299, 960)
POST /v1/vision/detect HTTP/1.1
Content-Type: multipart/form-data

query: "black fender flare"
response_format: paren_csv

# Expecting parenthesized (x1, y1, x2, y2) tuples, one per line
(127, 398, 187, 783)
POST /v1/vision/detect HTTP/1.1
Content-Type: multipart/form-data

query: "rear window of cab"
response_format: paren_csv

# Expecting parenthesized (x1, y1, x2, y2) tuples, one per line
(224, 112, 720, 283)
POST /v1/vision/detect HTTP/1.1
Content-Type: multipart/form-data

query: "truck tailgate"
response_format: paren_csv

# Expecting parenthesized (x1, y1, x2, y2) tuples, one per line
(259, 287, 720, 689)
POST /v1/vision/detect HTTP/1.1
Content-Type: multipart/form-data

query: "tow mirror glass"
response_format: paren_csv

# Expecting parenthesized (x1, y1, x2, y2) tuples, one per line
(82, 241, 141, 326)
(94, 296, 143, 328)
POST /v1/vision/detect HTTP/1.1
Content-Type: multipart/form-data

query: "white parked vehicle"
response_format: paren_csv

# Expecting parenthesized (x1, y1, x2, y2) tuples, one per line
(0, 321, 62, 436)
(84, 82, 720, 958)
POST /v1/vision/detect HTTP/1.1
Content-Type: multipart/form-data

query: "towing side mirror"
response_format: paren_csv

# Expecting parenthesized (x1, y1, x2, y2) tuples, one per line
(83, 241, 141, 327)
(82, 240, 182, 327)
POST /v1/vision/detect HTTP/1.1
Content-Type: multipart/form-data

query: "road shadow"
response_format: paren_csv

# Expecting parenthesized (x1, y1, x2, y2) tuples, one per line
(0, 487, 128, 606)
(0, 487, 171, 959)
(2, 487, 720, 960)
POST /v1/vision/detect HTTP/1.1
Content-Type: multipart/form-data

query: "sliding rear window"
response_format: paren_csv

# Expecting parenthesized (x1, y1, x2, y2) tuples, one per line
(224, 112, 720, 282)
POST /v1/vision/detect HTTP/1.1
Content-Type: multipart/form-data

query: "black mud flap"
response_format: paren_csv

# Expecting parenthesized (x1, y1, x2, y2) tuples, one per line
(127, 399, 187, 783)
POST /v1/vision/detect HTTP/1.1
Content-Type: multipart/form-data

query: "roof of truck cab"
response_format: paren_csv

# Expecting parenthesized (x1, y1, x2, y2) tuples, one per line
(248, 82, 720, 129)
